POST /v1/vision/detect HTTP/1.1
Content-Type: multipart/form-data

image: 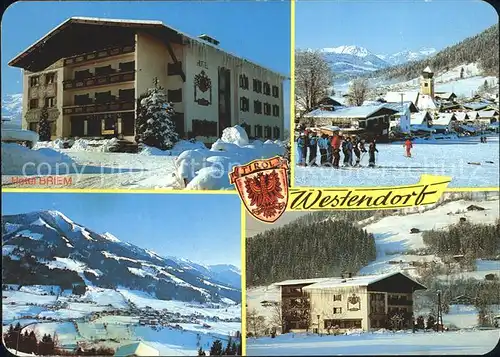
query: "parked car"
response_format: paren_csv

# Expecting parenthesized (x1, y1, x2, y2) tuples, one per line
(1, 120, 38, 148)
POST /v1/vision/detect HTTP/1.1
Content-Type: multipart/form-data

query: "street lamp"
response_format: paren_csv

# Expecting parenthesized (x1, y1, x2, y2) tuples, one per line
(317, 315, 321, 335)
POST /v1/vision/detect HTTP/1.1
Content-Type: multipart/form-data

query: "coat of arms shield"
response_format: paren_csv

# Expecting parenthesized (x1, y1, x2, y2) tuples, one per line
(229, 156, 289, 223)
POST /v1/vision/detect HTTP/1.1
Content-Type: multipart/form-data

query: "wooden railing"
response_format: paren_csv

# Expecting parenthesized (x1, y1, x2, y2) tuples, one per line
(63, 71, 135, 90)
(64, 45, 135, 66)
(62, 100, 134, 115)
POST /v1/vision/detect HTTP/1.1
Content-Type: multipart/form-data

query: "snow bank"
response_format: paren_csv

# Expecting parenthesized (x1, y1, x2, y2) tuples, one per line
(177, 126, 285, 190)
(139, 140, 207, 156)
(1, 142, 75, 175)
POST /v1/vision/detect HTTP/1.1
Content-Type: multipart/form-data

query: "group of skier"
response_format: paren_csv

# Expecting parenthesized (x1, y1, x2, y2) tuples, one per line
(296, 130, 379, 168)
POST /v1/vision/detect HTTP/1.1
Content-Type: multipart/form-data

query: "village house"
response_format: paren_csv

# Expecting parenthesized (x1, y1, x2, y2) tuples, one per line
(275, 271, 426, 334)
(382, 102, 418, 134)
(432, 112, 458, 133)
(9, 17, 286, 144)
(302, 104, 398, 140)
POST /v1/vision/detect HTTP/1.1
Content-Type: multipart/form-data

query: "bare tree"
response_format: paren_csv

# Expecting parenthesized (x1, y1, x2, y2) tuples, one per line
(346, 78, 370, 106)
(269, 302, 282, 333)
(295, 49, 334, 116)
(247, 309, 266, 337)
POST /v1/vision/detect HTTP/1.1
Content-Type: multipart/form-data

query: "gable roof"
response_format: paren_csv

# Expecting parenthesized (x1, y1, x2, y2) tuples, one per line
(384, 91, 419, 105)
(462, 102, 491, 111)
(454, 112, 469, 121)
(383, 101, 419, 114)
(9, 17, 288, 78)
(410, 112, 431, 125)
(466, 111, 479, 119)
(274, 277, 332, 286)
(301, 271, 426, 291)
(114, 342, 160, 357)
(417, 94, 438, 111)
(433, 113, 456, 126)
(434, 92, 456, 100)
(478, 110, 499, 118)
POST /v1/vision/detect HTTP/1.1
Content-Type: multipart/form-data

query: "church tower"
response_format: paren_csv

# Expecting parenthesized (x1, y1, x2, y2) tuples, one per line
(420, 66, 435, 98)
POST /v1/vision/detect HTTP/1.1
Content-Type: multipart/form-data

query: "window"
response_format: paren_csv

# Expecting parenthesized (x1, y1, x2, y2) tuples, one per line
(119, 89, 134, 102)
(240, 97, 250, 112)
(253, 79, 262, 93)
(168, 89, 183, 103)
(119, 61, 135, 72)
(263, 82, 271, 95)
(272, 85, 279, 98)
(264, 125, 272, 138)
(254, 100, 262, 114)
(74, 69, 92, 80)
(239, 74, 249, 89)
(44, 97, 56, 108)
(255, 124, 263, 138)
(30, 76, 39, 87)
(424, 83, 428, 87)
(29, 99, 39, 109)
(74, 94, 91, 105)
(333, 295, 342, 302)
(45, 73, 55, 84)
(272, 104, 280, 117)
(333, 307, 342, 314)
(263, 103, 271, 116)
(273, 126, 280, 139)
(95, 65, 113, 76)
(324, 319, 361, 329)
(95, 91, 113, 104)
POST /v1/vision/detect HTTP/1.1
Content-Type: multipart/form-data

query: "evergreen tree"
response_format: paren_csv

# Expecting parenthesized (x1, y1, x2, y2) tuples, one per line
(416, 315, 425, 330)
(460, 67, 464, 79)
(38, 105, 51, 141)
(197, 347, 206, 356)
(209, 339, 224, 356)
(426, 314, 436, 330)
(135, 78, 179, 150)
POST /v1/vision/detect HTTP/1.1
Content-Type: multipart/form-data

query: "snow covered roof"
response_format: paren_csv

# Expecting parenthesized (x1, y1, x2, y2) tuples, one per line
(423, 66, 433, 73)
(274, 277, 332, 286)
(411, 124, 435, 132)
(304, 104, 397, 119)
(478, 110, 499, 118)
(320, 125, 341, 132)
(462, 102, 491, 111)
(301, 271, 426, 291)
(460, 125, 476, 132)
(382, 101, 418, 114)
(417, 94, 438, 111)
(434, 92, 456, 100)
(466, 111, 479, 120)
(433, 113, 456, 126)
(114, 342, 160, 357)
(410, 112, 430, 125)
(9, 17, 288, 78)
(454, 112, 469, 122)
(384, 91, 419, 105)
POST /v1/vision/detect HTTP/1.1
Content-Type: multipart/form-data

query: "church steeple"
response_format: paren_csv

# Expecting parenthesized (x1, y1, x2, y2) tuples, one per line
(420, 66, 435, 98)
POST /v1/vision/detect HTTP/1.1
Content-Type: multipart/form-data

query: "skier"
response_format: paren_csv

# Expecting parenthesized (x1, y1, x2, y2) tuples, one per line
(368, 139, 378, 167)
(342, 137, 350, 166)
(326, 135, 333, 165)
(404, 138, 413, 158)
(352, 136, 361, 166)
(302, 130, 309, 166)
(318, 134, 328, 166)
(297, 133, 306, 166)
(308, 132, 318, 166)
(347, 137, 354, 166)
(331, 133, 341, 168)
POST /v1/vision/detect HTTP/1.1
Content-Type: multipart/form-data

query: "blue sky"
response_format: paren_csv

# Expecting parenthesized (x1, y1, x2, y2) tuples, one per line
(1, 1, 291, 127)
(2, 192, 242, 267)
(296, 0, 498, 54)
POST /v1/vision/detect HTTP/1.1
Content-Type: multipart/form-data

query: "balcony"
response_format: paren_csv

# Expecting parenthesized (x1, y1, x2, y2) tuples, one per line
(63, 100, 134, 115)
(64, 45, 135, 66)
(63, 71, 135, 90)
(387, 299, 413, 306)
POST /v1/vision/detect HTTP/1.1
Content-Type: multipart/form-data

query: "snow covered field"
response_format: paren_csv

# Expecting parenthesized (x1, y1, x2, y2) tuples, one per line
(247, 196, 500, 354)
(246, 329, 499, 355)
(2, 285, 241, 355)
(294, 136, 499, 188)
(1, 125, 285, 190)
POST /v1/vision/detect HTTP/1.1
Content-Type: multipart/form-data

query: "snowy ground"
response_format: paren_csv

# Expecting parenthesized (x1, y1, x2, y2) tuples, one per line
(2, 285, 241, 355)
(294, 136, 499, 188)
(246, 329, 499, 355)
(247, 196, 500, 354)
(1, 125, 284, 190)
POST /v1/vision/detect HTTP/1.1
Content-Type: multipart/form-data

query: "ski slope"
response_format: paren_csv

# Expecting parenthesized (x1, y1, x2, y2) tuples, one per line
(294, 137, 499, 188)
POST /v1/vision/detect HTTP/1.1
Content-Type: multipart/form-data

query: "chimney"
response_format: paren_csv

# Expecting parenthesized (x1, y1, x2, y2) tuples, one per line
(198, 34, 220, 46)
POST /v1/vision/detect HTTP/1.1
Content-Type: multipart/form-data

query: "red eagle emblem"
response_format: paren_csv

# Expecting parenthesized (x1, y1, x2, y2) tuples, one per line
(229, 156, 289, 223)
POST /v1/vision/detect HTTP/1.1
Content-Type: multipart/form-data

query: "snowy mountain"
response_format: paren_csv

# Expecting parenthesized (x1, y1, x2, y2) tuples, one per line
(320, 45, 390, 76)
(2, 210, 241, 304)
(1, 93, 22, 126)
(377, 47, 437, 66)
(319, 45, 436, 78)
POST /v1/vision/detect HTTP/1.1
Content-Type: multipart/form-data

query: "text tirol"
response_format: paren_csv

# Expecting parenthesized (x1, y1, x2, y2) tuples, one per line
(288, 175, 451, 211)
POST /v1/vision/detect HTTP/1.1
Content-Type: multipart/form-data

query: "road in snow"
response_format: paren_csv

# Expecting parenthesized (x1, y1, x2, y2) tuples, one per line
(294, 137, 499, 188)
(246, 330, 499, 355)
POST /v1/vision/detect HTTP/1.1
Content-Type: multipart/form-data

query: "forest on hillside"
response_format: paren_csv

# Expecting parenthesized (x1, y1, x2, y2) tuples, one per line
(246, 217, 376, 286)
(371, 24, 499, 80)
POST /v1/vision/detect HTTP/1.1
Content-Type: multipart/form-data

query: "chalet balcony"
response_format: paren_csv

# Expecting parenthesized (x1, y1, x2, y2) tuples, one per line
(64, 45, 135, 66)
(63, 99, 134, 115)
(63, 71, 135, 90)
